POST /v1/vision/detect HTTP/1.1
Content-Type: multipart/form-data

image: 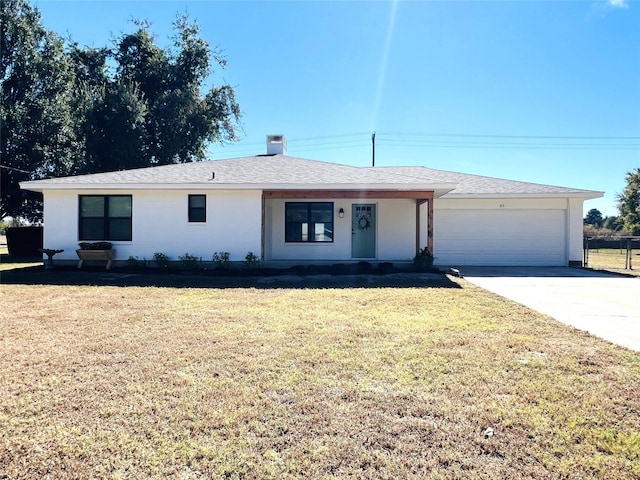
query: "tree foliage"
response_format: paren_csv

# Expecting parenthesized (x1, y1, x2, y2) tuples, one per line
(583, 208, 604, 228)
(72, 15, 240, 174)
(79, 79, 148, 173)
(602, 215, 623, 232)
(617, 168, 640, 235)
(1, 3, 241, 221)
(1, 0, 79, 221)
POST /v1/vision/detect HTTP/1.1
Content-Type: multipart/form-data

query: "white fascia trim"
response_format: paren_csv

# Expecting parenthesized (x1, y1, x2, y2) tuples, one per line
(442, 191, 604, 200)
(21, 182, 459, 193)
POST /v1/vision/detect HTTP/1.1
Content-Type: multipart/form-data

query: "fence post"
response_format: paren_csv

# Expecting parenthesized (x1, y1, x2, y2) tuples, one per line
(583, 237, 590, 267)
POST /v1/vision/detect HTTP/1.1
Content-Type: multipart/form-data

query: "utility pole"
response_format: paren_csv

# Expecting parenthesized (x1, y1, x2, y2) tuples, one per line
(372, 132, 376, 167)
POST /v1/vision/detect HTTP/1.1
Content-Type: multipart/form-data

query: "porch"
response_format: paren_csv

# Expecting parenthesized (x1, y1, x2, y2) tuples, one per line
(261, 190, 434, 263)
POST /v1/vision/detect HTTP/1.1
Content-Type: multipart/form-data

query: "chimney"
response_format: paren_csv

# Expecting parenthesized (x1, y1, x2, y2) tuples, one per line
(266, 135, 287, 155)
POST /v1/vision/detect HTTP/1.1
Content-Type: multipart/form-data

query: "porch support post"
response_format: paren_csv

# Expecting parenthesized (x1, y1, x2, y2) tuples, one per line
(416, 196, 434, 255)
(261, 192, 266, 262)
(427, 197, 434, 255)
(415, 200, 422, 253)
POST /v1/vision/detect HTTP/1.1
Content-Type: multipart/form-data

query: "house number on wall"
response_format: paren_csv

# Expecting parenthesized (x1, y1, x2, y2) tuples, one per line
(499, 204, 506, 208)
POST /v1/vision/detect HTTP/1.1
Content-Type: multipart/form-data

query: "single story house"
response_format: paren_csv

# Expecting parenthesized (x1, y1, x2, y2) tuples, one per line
(20, 135, 602, 268)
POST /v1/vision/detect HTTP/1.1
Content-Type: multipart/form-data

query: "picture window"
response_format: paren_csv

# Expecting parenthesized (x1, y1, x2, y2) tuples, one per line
(285, 202, 333, 242)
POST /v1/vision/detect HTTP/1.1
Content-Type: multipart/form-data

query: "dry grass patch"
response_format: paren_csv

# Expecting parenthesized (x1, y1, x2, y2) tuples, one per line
(0, 261, 42, 272)
(0, 242, 42, 271)
(1, 282, 639, 479)
(587, 248, 640, 277)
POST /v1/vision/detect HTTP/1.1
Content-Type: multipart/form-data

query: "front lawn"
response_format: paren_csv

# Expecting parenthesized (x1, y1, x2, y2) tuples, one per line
(1, 282, 639, 479)
(0, 240, 42, 271)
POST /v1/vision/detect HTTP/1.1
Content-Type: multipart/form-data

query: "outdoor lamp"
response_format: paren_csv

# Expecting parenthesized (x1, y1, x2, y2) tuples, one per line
(338, 208, 344, 218)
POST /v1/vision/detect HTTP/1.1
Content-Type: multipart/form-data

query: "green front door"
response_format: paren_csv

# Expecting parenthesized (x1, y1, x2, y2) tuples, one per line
(351, 204, 376, 258)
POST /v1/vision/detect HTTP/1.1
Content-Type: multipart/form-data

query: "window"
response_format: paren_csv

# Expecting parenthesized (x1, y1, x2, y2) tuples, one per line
(79, 195, 132, 241)
(285, 202, 333, 242)
(188, 195, 206, 222)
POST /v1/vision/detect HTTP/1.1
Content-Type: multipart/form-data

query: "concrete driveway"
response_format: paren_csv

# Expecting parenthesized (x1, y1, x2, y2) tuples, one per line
(460, 267, 640, 352)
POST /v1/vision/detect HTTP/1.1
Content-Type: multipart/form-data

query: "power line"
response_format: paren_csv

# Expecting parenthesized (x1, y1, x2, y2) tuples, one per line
(379, 143, 640, 151)
(211, 131, 640, 157)
(378, 131, 640, 140)
(378, 139, 640, 149)
(0, 164, 31, 174)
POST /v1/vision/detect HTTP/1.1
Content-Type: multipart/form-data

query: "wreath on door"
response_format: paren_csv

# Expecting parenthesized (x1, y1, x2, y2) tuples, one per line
(356, 211, 372, 230)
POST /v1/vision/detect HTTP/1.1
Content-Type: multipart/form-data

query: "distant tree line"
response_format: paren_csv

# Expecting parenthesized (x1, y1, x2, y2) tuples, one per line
(583, 209, 622, 232)
(1, 0, 240, 222)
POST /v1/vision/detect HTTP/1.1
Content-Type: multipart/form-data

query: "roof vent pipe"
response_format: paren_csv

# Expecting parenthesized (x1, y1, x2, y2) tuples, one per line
(266, 135, 287, 155)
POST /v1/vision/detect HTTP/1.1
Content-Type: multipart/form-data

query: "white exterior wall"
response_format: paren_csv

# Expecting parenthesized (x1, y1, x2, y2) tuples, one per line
(41, 188, 588, 267)
(378, 199, 417, 261)
(433, 197, 579, 266)
(265, 198, 416, 262)
(567, 197, 585, 265)
(41, 189, 262, 263)
(42, 190, 81, 257)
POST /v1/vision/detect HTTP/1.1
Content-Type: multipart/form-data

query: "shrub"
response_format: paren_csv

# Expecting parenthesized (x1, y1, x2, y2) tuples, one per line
(126, 256, 147, 268)
(212, 251, 231, 269)
(378, 262, 394, 274)
(357, 261, 372, 274)
(244, 251, 261, 269)
(329, 263, 348, 275)
(179, 253, 200, 270)
(153, 252, 171, 269)
(413, 247, 434, 271)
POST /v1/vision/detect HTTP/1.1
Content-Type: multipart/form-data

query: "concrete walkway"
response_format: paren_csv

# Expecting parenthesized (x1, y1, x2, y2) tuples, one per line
(460, 267, 640, 352)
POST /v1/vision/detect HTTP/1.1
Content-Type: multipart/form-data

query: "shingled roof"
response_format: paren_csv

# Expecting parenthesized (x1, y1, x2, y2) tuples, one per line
(21, 154, 601, 199)
(21, 155, 455, 193)
(378, 166, 601, 198)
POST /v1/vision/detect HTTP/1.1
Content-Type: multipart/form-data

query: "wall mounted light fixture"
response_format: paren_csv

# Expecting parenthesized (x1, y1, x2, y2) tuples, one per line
(338, 208, 344, 218)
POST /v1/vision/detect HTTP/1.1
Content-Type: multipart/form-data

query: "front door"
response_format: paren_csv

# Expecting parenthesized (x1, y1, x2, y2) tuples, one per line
(351, 204, 376, 258)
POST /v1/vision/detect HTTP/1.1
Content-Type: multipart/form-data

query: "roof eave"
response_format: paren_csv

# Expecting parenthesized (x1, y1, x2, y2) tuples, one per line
(442, 191, 604, 200)
(20, 181, 458, 195)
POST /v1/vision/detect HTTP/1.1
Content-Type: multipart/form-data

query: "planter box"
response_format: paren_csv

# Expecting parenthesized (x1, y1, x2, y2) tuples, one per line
(76, 249, 116, 270)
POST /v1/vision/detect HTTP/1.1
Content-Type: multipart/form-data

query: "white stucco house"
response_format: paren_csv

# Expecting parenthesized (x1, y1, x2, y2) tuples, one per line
(20, 135, 602, 268)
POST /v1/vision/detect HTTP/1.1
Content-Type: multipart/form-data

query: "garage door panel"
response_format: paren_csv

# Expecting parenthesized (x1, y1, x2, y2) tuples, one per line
(434, 210, 566, 266)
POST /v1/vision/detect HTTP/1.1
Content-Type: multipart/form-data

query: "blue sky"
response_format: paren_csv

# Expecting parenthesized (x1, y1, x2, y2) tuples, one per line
(35, 0, 640, 216)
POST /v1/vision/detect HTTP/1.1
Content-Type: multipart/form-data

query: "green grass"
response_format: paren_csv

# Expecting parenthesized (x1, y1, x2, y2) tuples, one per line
(1, 282, 639, 479)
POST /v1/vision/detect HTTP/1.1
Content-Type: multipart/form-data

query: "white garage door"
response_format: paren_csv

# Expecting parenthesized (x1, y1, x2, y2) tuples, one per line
(434, 209, 567, 266)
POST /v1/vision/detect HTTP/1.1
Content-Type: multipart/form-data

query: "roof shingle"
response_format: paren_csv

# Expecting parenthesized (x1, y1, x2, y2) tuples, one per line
(20, 154, 602, 199)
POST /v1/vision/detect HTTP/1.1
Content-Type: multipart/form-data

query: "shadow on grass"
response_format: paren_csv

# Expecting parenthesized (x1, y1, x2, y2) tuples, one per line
(0, 264, 462, 290)
(0, 253, 41, 264)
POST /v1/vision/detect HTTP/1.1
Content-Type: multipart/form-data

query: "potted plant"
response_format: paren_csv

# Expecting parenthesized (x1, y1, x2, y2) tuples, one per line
(413, 246, 434, 272)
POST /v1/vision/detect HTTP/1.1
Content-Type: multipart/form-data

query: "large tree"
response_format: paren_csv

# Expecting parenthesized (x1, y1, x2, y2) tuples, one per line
(1, 0, 79, 221)
(1, 4, 241, 221)
(72, 15, 241, 173)
(584, 208, 604, 228)
(617, 168, 640, 235)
